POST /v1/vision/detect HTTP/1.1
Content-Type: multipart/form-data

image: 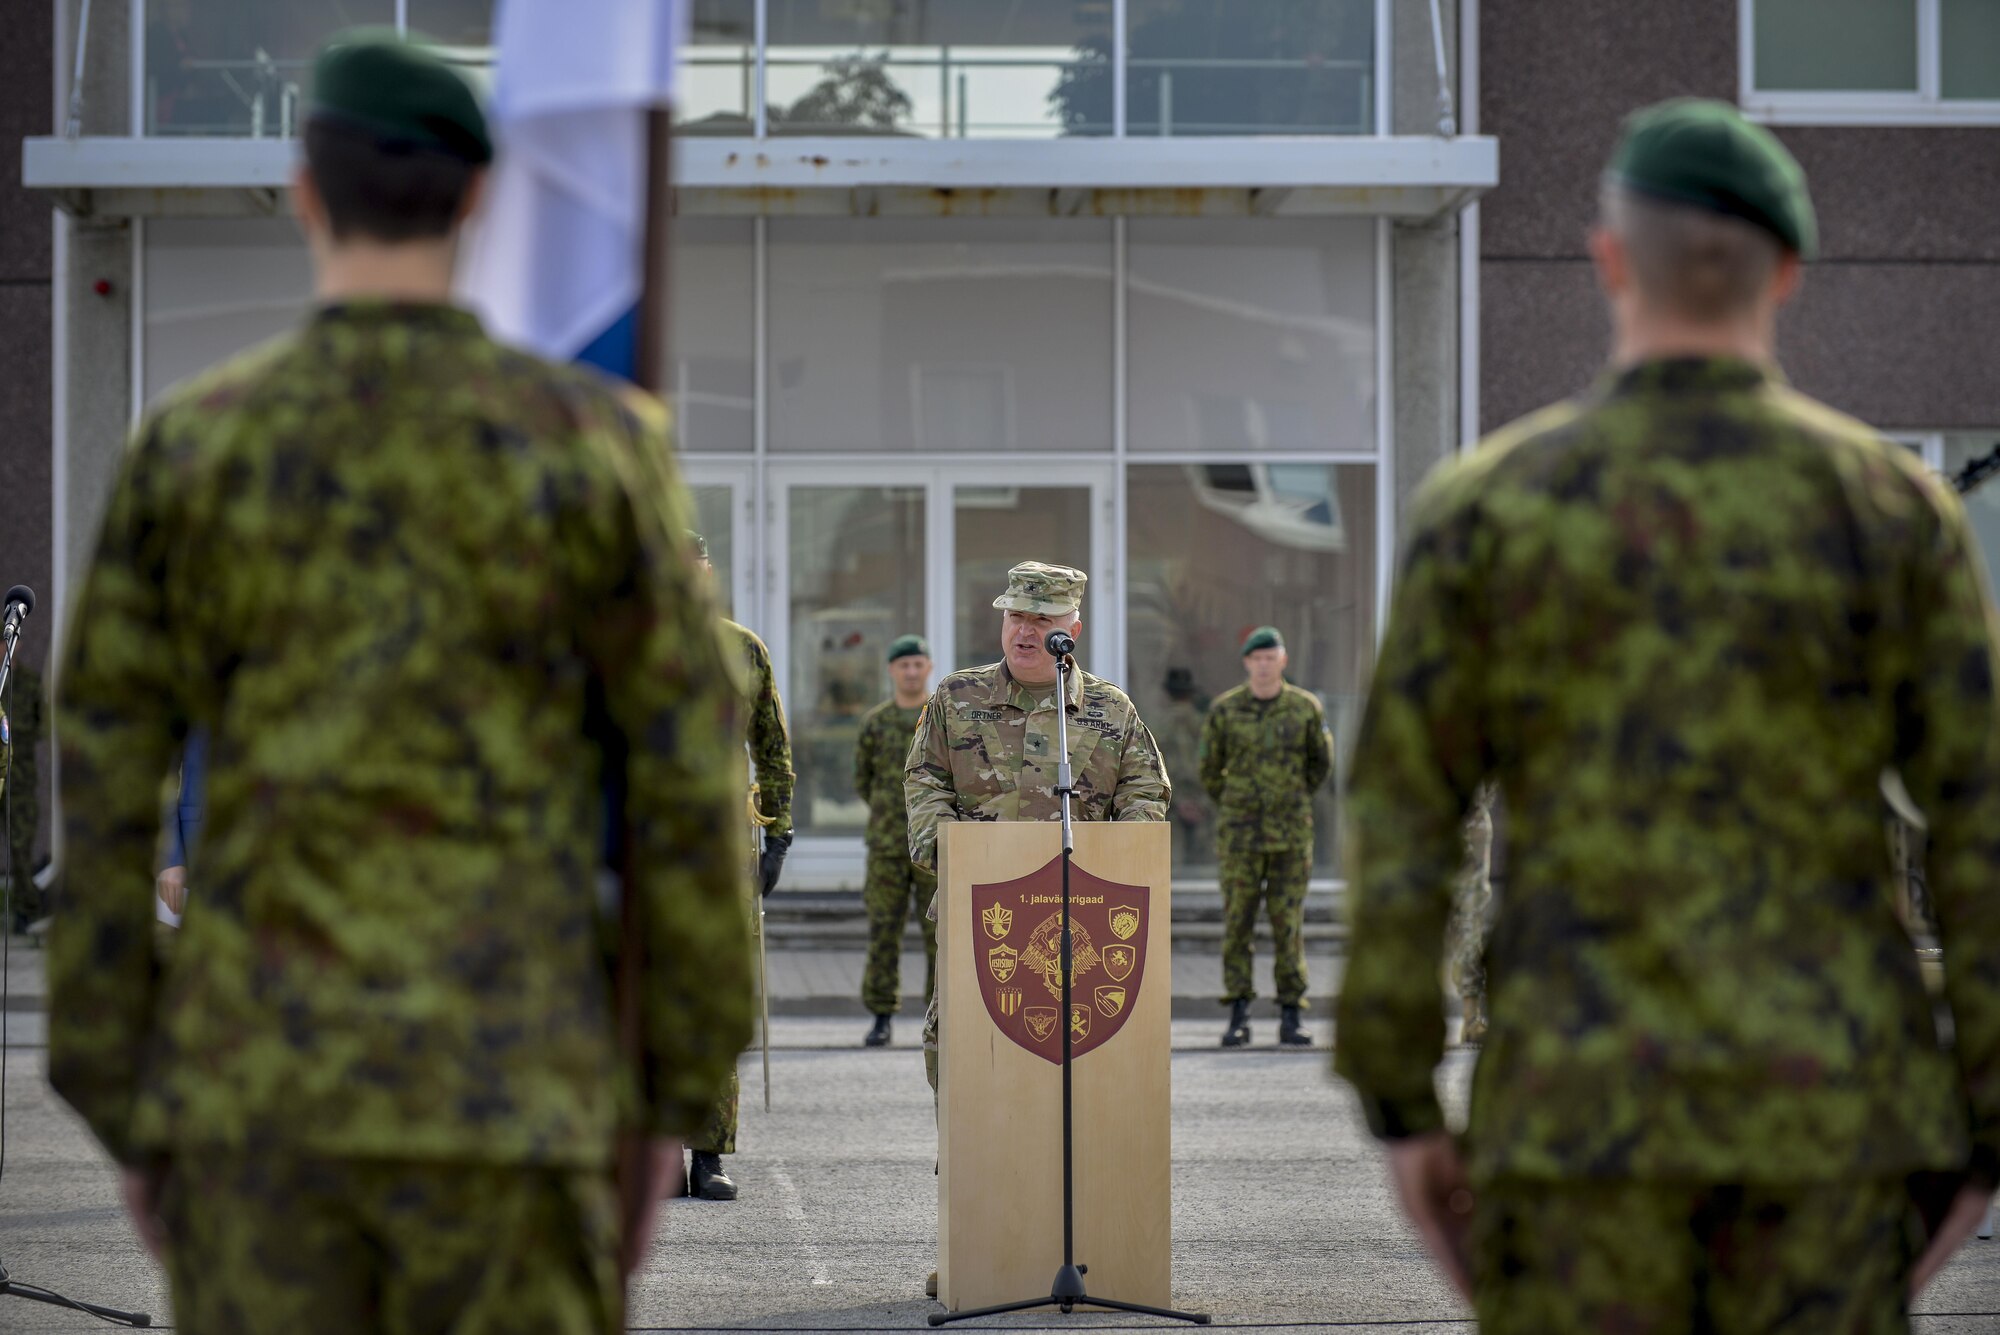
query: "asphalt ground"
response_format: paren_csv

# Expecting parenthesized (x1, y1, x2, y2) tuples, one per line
(2, 1014, 1999, 1333)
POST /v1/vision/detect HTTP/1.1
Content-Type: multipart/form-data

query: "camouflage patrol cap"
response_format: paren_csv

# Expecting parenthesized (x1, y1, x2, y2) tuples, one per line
(887, 634, 930, 663)
(1607, 98, 1815, 259)
(992, 562, 1086, 617)
(1241, 626, 1285, 655)
(309, 29, 493, 165)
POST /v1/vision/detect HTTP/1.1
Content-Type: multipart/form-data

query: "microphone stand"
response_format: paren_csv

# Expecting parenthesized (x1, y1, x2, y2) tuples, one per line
(0, 595, 153, 1326)
(931, 645, 1207, 1328)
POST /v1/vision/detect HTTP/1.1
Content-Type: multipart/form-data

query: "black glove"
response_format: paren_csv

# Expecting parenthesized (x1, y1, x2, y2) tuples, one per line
(759, 832, 792, 898)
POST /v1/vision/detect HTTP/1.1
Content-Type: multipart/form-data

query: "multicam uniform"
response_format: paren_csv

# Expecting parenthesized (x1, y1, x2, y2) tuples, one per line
(1200, 682, 1332, 1010)
(1335, 355, 2000, 1332)
(855, 698, 936, 1016)
(905, 660, 1170, 1090)
(53, 302, 754, 1330)
(690, 619, 793, 1158)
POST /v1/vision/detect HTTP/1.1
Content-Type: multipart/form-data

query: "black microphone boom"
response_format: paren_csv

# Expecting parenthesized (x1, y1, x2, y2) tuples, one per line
(0, 586, 32, 644)
(1043, 629, 1075, 658)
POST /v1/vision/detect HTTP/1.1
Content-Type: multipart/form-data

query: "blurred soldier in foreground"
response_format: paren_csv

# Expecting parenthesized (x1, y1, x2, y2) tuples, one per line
(1201, 627, 1331, 1048)
(855, 634, 936, 1047)
(905, 561, 1169, 1297)
(52, 34, 752, 1334)
(1336, 99, 2000, 1333)
(683, 534, 795, 1202)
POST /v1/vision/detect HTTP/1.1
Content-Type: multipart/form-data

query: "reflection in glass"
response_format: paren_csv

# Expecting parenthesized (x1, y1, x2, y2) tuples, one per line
(670, 220, 756, 452)
(147, 0, 395, 136)
(1945, 434, 2000, 599)
(766, 0, 1111, 137)
(788, 487, 927, 836)
(1753, 0, 1917, 92)
(1128, 219, 1376, 455)
(1942, 0, 2000, 100)
(1124, 0, 1375, 136)
(953, 487, 1092, 674)
(1126, 463, 1376, 878)
(769, 220, 1112, 453)
(679, 0, 760, 136)
(407, 0, 497, 47)
(144, 219, 311, 403)
(690, 485, 737, 620)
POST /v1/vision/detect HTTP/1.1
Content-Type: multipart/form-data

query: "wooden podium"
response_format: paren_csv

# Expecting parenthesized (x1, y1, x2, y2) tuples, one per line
(936, 821, 1174, 1312)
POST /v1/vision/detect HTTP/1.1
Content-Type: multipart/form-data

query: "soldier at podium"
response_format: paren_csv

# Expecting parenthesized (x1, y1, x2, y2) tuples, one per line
(904, 560, 1170, 1298)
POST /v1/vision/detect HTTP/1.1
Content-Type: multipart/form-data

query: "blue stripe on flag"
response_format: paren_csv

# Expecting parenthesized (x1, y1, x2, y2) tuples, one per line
(575, 304, 641, 382)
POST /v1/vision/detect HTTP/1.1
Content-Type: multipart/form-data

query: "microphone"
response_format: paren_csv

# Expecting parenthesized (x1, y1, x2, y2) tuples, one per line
(0, 585, 32, 643)
(1043, 629, 1076, 659)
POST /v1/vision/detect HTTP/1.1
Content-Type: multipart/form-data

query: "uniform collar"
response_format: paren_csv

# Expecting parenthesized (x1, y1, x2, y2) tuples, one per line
(310, 300, 485, 337)
(1601, 355, 1776, 401)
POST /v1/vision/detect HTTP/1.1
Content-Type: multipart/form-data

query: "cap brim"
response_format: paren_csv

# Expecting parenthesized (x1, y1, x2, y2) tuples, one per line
(992, 594, 1080, 616)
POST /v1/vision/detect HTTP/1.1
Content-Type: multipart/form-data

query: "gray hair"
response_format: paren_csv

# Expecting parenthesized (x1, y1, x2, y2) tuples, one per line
(1600, 183, 1784, 322)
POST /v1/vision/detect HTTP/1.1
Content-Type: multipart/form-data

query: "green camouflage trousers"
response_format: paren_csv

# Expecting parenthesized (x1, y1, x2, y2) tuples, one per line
(862, 848, 936, 1016)
(159, 1153, 622, 1335)
(1472, 1177, 1916, 1335)
(1218, 842, 1310, 1007)
(1448, 796, 1494, 1004)
(689, 1064, 739, 1155)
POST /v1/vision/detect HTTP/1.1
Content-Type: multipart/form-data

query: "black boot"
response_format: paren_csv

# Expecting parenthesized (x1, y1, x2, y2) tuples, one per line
(1220, 998, 1251, 1048)
(690, 1151, 737, 1201)
(1279, 1005, 1312, 1047)
(864, 1013, 893, 1047)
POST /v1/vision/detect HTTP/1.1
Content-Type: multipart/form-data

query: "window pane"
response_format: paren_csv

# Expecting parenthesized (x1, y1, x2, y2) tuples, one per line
(1126, 463, 1376, 879)
(147, 0, 396, 136)
(407, 0, 495, 47)
(787, 486, 928, 836)
(670, 220, 755, 452)
(1753, 0, 1918, 92)
(1944, 434, 2000, 597)
(1127, 219, 1376, 455)
(767, 0, 1111, 138)
(690, 485, 737, 620)
(953, 486, 1093, 675)
(144, 219, 311, 404)
(769, 220, 1113, 453)
(1943, 0, 2000, 98)
(1126, 0, 1375, 136)
(680, 0, 759, 136)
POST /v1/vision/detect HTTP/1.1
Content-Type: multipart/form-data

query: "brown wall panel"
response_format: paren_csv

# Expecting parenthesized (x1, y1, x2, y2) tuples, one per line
(0, 1, 54, 282)
(1783, 265, 2000, 429)
(0, 283, 53, 673)
(1780, 129, 2000, 263)
(1480, 260, 1606, 433)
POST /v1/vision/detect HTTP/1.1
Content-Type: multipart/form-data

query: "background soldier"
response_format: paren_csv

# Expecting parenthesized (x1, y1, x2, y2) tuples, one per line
(50, 33, 752, 1332)
(1156, 666, 1210, 868)
(905, 560, 1169, 1298)
(1335, 100, 2000, 1330)
(685, 535, 795, 1202)
(855, 633, 936, 1047)
(1201, 627, 1332, 1048)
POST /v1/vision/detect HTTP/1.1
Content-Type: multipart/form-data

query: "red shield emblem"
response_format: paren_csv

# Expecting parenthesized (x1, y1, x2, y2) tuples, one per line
(971, 856, 1150, 1064)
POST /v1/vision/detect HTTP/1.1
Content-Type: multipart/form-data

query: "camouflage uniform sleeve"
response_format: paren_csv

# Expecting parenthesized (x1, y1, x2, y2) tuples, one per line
(1894, 488, 2000, 1185)
(1198, 704, 1227, 801)
(1111, 713, 1171, 822)
(1304, 695, 1334, 793)
(744, 635, 794, 840)
(50, 419, 188, 1164)
(905, 688, 956, 873)
(583, 408, 753, 1139)
(853, 708, 879, 816)
(1332, 481, 1488, 1141)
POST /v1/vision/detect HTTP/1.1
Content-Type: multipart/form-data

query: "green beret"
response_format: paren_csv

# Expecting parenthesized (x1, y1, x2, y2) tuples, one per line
(887, 634, 931, 663)
(1241, 626, 1284, 656)
(1607, 98, 1815, 259)
(309, 30, 493, 165)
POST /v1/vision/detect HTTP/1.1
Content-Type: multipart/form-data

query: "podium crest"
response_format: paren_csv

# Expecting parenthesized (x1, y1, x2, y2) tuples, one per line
(970, 855, 1151, 1064)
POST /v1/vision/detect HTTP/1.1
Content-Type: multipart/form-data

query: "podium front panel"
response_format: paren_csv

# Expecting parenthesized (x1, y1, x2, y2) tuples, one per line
(937, 821, 1172, 1310)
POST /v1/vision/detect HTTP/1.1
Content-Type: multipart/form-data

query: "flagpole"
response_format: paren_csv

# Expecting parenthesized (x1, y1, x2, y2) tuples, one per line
(634, 106, 673, 396)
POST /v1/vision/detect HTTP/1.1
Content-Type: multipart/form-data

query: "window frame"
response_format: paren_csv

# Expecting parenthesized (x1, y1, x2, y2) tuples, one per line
(1740, 0, 2000, 126)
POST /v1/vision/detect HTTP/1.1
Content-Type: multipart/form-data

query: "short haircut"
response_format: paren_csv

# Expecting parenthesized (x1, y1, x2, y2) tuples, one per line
(1600, 184, 1784, 322)
(303, 118, 479, 244)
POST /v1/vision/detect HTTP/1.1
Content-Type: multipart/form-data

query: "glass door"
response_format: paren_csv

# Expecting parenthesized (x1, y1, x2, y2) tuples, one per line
(679, 460, 755, 624)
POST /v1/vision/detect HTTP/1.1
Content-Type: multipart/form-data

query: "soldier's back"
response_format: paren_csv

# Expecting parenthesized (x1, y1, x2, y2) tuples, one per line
(122, 304, 682, 1162)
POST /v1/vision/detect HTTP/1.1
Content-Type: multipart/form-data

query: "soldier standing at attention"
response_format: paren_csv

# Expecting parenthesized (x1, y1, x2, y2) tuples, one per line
(855, 634, 936, 1047)
(683, 534, 795, 1202)
(1336, 100, 2000, 1331)
(50, 34, 753, 1333)
(905, 561, 1169, 1298)
(1201, 627, 1332, 1048)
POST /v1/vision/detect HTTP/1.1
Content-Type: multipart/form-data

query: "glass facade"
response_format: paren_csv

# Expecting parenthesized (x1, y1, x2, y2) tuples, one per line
(143, 0, 1381, 138)
(1942, 0, 2000, 100)
(1753, 0, 1918, 92)
(671, 220, 756, 453)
